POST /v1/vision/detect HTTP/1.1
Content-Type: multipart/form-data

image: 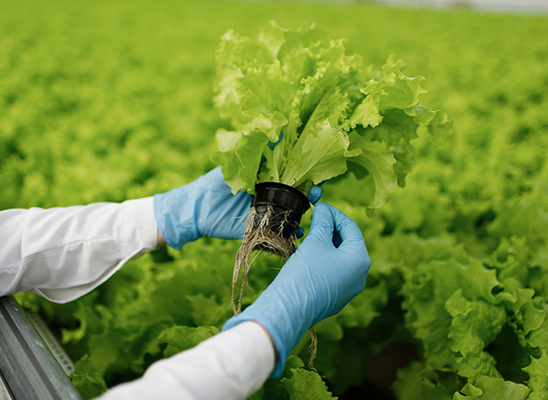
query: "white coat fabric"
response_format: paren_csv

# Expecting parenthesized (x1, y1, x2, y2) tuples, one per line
(0, 198, 274, 400)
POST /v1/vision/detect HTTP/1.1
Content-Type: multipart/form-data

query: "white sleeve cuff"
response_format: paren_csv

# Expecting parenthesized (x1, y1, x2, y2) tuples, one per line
(120, 197, 159, 257)
(100, 321, 275, 400)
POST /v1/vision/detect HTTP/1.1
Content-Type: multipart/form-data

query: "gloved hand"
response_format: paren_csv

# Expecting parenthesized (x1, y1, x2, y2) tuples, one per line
(307, 186, 322, 204)
(296, 185, 322, 238)
(154, 167, 252, 250)
(222, 203, 371, 378)
(153, 167, 322, 249)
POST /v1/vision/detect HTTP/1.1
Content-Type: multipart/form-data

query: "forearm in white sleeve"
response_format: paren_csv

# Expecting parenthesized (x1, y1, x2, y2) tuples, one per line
(97, 321, 275, 400)
(0, 198, 158, 302)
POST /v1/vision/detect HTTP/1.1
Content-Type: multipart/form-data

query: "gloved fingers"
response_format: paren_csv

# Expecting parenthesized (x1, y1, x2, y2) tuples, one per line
(308, 186, 322, 204)
(231, 196, 253, 239)
(330, 206, 367, 251)
(293, 187, 322, 239)
(210, 189, 252, 240)
(204, 166, 226, 185)
(306, 203, 336, 245)
(332, 230, 342, 248)
(308, 203, 366, 251)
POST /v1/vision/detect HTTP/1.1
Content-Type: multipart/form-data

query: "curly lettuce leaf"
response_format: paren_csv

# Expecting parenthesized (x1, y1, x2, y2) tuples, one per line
(454, 376, 530, 400)
(392, 361, 458, 400)
(281, 368, 338, 400)
(445, 290, 505, 380)
(405, 103, 454, 147)
(210, 129, 270, 194)
(186, 293, 232, 327)
(523, 353, 548, 400)
(71, 355, 108, 400)
(158, 325, 219, 358)
(347, 132, 397, 210)
(280, 122, 358, 190)
(400, 258, 507, 371)
(349, 59, 425, 129)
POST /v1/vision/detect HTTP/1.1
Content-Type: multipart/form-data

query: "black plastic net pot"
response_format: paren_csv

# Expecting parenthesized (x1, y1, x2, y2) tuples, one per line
(251, 182, 310, 239)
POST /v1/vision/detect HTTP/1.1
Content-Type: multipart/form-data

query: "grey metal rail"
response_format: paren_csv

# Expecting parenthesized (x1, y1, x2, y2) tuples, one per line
(0, 296, 82, 400)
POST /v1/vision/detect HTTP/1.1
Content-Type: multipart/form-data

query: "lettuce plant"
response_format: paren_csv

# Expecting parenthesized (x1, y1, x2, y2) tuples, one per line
(211, 21, 453, 211)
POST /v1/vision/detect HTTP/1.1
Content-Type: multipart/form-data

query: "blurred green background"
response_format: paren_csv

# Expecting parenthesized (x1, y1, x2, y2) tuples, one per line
(2, 1, 548, 399)
(2, 0, 545, 210)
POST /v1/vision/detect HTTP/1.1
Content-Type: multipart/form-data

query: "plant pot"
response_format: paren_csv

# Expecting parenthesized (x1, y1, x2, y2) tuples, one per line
(252, 182, 310, 239)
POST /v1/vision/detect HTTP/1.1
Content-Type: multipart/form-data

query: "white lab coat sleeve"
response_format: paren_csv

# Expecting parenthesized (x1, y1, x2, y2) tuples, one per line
(98, 321, 275, 400)
(0, 198, 158, 302)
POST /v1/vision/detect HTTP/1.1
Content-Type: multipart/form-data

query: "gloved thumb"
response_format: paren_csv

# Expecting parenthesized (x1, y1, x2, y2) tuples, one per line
(308, 186, 322, 204)
(306, 203, 336, 246)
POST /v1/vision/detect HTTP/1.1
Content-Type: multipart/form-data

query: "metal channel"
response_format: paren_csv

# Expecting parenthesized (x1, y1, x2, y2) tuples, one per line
(24, 310, 75, 377)
(0, 296, 82, 400)
(0, 372, 13, 400)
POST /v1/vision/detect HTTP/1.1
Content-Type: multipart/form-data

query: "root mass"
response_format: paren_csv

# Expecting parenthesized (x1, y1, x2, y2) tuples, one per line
(232, 205, 297, 315)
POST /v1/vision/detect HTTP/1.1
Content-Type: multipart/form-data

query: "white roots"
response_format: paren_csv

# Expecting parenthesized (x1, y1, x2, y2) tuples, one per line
(231, 205, 296, 315)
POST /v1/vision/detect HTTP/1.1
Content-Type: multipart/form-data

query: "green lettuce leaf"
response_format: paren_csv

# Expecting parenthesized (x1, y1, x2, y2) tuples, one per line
(454, 376, 530, 400)
(350, 59, 425, 129)
(211, 129, 271, 194)
(280, 122, 358, 190)
(445, 290, 505, 380)
(523, 353, 548, 400)
(158, 325, 220, 358)
(392, 361, 458, 400)
(337, 278, 389, 329)
(405, 104, 454, 147)
(281, 368, 338, 400)
(400, 257, 509, 372)
(347, 132, 397, 209)
(186, 293, 232, 327)
(71, 355, 108, 400)
(499, 278, 546, 342)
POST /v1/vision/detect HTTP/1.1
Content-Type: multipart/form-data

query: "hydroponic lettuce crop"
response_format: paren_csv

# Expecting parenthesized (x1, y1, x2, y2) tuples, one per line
(211, 21, 453, 205)
(6, 2, 548, 400)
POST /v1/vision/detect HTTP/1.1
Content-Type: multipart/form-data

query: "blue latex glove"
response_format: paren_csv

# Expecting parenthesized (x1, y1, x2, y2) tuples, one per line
(154, 168, 322, 249)
(153, 167, 252, 249)
(307, 186, 322, 204)
(296, 185, 322, 238)
(222, 203, 371, 378)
